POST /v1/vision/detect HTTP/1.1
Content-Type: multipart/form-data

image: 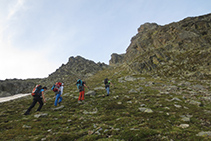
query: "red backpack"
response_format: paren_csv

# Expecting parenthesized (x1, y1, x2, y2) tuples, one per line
(52, 82, 62, 92)
(31, 85, 42, 96)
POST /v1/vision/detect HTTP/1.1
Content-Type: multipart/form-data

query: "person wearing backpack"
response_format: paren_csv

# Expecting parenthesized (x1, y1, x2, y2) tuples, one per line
(24, 86, 47, 115)
(76, 79, 89, 103)
(104, 78, 113, 96)
(51, 82, 63, 106)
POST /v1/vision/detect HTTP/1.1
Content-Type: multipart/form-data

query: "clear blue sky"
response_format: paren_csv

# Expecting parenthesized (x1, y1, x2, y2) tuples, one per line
(0, 0, 210, 80)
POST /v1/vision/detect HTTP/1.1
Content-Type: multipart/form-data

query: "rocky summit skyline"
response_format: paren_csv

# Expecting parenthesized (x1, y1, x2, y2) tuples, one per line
(0, 13, 211, 97)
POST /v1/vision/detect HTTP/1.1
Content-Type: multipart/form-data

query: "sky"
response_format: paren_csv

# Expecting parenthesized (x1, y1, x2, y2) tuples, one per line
(0, 0, 210, 80)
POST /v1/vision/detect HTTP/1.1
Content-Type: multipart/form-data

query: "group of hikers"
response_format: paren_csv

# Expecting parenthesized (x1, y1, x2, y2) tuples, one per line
(24, 78, 113, 115)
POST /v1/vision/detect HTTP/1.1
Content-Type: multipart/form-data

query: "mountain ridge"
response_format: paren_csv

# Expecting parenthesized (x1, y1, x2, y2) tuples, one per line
(110, 13, 211, 79)
(0, 56, 108, 97)
(1, 13, 211, 96)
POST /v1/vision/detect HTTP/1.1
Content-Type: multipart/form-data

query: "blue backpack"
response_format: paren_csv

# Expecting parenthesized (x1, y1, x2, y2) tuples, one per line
(76, 79, 83, 89)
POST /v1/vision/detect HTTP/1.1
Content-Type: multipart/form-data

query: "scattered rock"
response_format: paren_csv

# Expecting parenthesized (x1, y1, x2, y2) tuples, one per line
(138, 108, 153, 113)
(94, 87, 105, 90)
(181, 117, 191, 122)
(179, 124, 189, 128)
(140, 104, 146, 107)
(129, 89, 138, 94)
(83, 108, 98, 114)
(130, 128, 140, 131)
(85, 91, 96, 96)
(22, 125, 32, 129)
(52, 105, 65, 111)
(63, 93, 70, 96)
(118, 77, 126, 83)
(113, 95, 119, 99)
(193, 85, 204, 90)
(124, 76, 137, 81)
(196, 131, 211, 138)
(117, 102, 122, 105)
(67, 119, 72, 122)
(164, 107, 170, 110)
(189, 100, 202, 107)
(127, 101, 132, 104)
(137, 87, 144, 92)
(174, 104, 182, 108)
(34, 113, 48, 118)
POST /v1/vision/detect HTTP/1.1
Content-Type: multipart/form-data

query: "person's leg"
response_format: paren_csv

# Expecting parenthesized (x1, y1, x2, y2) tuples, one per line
(78, 91, 82, 101)
(58, 92, 62, 104)
(54, 93, 60, 106)
(58, 96, 62, 103)
(24, 98, 37, 115)
(37, 98, 43, 111)
(81, 90, 85, 101)
(106, 87, 110, 95)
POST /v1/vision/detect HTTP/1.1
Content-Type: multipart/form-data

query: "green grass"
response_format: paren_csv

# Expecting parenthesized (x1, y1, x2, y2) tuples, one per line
(0, 67, 211, 140)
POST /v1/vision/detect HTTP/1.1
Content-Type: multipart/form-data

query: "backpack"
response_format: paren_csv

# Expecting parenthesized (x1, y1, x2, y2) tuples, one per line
(76, 79, 83, 89)
(52, 82, 61, 92)
(31, 85, 42, 97)
(104, 78, 108, 85)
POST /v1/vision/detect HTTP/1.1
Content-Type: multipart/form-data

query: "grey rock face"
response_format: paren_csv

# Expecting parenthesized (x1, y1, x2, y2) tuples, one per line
(109, 13, 211, 79)
(109, 53, 125, 65)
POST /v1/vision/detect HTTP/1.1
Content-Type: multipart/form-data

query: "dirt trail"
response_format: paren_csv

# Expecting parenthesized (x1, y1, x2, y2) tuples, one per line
(0, 93, 31, 103)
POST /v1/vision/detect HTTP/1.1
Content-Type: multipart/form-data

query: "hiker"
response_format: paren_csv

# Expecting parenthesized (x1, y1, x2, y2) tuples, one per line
(76, 79, 89, 103)
(104, 78, 113, 96)
(24, 86, 47, 115)
(52, 82, 63, 106)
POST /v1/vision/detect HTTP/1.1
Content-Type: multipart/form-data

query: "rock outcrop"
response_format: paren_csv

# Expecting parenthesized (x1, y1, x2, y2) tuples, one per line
(110, 13, 211, 79)
(0, 79, 37, 97)
(46, 56, 108, 85)
(109, 53, 125, 66)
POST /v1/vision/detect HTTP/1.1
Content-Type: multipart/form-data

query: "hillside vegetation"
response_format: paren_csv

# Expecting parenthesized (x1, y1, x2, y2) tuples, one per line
(0, 66, 211, 140)
(1, 13, 211, 140)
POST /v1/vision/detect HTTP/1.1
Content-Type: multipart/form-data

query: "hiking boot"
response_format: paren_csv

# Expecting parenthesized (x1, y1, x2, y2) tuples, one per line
(24, 112, 30, 115)
(78, 101, 82, 104)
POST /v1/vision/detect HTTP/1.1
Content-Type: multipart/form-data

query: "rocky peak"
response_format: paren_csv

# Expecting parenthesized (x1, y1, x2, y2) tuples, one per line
(137, 22, 159, 33)
(109, 53, 125, 66)
(109, 13, 211, 79)
(47, 56, 108, 84)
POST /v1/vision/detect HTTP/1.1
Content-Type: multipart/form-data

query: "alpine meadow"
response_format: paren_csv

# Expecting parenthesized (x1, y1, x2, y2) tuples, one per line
(0, 13, 211, 141)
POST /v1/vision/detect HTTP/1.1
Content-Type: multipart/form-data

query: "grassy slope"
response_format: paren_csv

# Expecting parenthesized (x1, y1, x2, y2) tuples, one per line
(0, 67, 211, 141)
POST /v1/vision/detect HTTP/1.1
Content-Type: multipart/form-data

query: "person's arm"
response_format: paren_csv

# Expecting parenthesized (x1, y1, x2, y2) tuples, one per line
(42, 91, 46, 103)
(84, 84, 89, 90)
(61, 86, 63, 95)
